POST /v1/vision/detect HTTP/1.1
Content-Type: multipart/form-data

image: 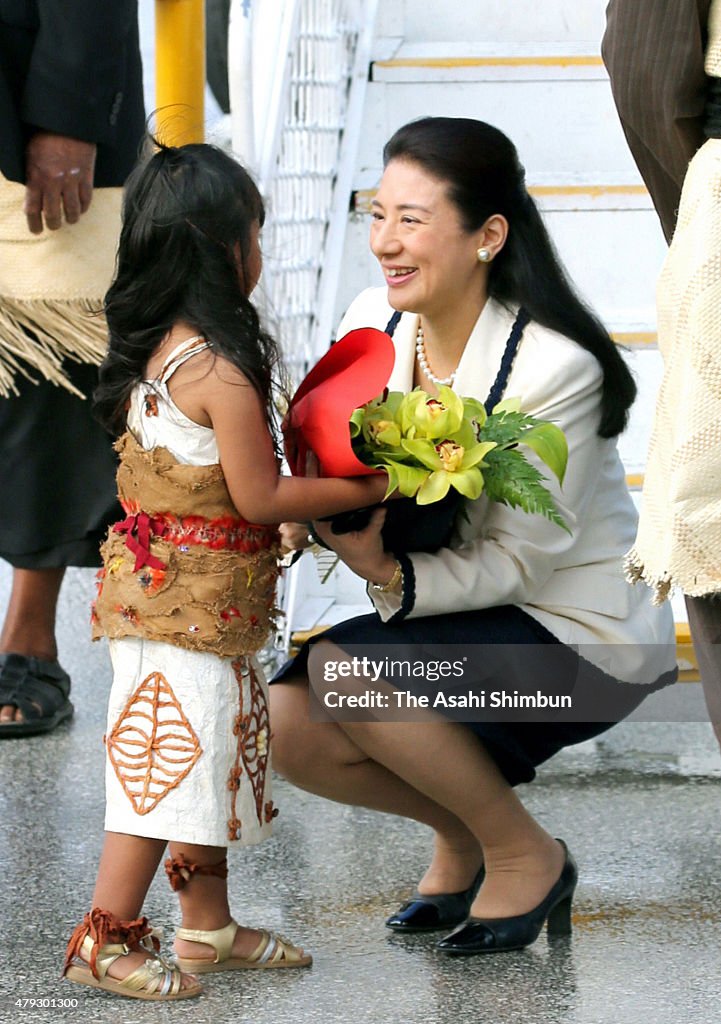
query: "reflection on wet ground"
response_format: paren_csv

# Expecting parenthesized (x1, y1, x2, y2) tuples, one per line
(1, 566, 720, 1024)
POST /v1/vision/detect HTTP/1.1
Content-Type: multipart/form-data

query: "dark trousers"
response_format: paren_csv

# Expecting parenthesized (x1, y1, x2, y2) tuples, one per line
(602, 0, 711, 241)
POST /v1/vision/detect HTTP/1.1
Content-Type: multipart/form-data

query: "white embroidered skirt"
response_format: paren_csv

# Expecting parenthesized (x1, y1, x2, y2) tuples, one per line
(103, 637, 274, 848)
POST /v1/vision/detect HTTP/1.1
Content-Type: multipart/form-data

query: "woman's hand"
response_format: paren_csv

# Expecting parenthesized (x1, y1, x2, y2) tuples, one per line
(311, 507, 398, 586)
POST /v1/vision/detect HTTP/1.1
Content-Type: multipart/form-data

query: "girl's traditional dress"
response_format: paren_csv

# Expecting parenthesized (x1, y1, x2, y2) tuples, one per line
(93, 337, 280, 848)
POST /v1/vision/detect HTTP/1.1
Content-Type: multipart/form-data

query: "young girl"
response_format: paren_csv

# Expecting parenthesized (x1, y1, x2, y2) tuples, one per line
(62, 142, 387, 1000)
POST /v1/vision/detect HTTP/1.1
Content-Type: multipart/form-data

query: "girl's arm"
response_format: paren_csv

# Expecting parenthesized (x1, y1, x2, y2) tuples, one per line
(202, 359, 387, 524)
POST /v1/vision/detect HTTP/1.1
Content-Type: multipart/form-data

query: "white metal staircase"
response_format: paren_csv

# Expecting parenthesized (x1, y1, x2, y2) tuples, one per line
(228, 0, 377, 381)
(214, 0, 695, 679)
(274, 0, 700, 663)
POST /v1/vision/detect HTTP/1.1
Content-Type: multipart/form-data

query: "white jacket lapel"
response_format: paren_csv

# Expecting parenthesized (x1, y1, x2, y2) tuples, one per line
(454, 299, 519, 404)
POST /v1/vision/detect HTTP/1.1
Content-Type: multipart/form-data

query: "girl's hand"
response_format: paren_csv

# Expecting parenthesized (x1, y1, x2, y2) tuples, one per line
(279, 522, 313, 555)
(311, 507, 398, 585)
(363, 471, 393, 504)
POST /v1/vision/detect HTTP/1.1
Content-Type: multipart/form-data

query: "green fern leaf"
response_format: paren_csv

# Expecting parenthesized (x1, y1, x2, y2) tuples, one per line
(482, 448, 570, 532)
(481, 410, 542, 447)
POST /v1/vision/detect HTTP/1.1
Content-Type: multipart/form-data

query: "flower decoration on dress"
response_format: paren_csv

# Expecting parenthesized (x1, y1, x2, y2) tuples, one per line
(138, 565, 166, 595)
(143, 394, 159, 417)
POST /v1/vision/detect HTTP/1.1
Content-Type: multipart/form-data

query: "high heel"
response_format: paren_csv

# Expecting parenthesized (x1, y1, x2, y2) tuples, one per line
(436, 840, 577, 955)
(546, 893, 573, 937)
(385, 865, 485, 933)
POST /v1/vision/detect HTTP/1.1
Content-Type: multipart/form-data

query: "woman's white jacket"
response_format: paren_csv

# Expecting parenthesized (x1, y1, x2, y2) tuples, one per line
(337, 287, 675, 686)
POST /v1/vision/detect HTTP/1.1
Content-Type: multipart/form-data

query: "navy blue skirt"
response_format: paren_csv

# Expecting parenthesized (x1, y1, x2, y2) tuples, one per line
(273, 604, 675, 786)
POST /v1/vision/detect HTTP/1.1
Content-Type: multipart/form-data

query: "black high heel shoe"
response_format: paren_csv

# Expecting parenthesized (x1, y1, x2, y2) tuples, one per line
(436, 840, 577, 954)
(385, 865, 485, 933)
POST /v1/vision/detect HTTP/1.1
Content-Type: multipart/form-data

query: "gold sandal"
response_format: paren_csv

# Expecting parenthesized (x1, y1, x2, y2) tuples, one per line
(63, 908, 202, 1000)
(174, 919, 312, 972)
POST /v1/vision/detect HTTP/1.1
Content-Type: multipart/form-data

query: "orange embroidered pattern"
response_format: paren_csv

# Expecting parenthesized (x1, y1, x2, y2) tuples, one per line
(228, 658, 271, 838)
(106, 671, 202, 815)
(227, 662, 245, 842)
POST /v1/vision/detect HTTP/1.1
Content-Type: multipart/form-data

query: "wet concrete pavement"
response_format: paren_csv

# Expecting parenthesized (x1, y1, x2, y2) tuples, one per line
(1, 565, 720, 1024)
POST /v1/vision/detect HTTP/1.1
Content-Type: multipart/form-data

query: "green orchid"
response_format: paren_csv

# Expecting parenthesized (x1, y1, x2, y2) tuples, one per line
(401, 437, 497, 504)
(381, 460, 430, 499)
(364, 414, 402, 449)
(351, 391, 405, 453)
(398, 385, 464, 439)
(462, 395, 488, 436)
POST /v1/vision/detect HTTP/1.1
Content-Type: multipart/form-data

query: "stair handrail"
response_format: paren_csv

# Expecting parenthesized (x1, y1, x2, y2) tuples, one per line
(311, 0, 379, 363)
(229, 0, 378, 381)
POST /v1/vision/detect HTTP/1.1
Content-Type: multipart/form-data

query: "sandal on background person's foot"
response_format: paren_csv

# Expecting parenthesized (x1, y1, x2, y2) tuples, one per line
(174, 920, 312, 972)
(63, 908, 202, 1001)
(0, 653, 73, 738)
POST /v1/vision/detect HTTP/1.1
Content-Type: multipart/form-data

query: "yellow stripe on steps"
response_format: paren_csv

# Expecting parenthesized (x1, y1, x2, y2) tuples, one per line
(374, 56, 605, 69)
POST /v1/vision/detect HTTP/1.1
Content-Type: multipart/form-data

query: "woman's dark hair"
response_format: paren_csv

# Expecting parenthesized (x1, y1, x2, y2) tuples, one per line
(94, 139, 285, 436)
(383, 117, 635, 437)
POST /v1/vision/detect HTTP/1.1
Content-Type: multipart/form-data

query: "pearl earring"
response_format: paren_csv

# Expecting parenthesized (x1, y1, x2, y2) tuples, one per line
(477, 247, 492, 263)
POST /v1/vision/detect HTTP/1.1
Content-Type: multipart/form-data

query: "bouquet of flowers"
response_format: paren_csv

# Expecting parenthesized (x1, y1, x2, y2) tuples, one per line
(283, 326, 569, 553)
(350, 385, 569, 531)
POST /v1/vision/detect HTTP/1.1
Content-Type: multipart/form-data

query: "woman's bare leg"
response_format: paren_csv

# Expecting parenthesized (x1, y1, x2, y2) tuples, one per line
(338, 712, 563, 919)
(271, 676, 483, 894)
(274, 644, 564, 918)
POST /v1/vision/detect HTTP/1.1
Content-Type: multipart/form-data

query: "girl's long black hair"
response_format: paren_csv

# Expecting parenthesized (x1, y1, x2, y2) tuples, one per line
(94, 140, 285, 436)
(383, 118, 635, 438)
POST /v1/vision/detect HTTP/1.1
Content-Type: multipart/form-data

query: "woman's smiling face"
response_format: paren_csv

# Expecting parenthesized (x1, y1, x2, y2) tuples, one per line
(370, 158, 487, 318)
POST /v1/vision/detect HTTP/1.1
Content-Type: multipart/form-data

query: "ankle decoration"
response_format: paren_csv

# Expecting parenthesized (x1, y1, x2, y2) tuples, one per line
(63, 908, 158, 980)
(164, 853, 229, 892)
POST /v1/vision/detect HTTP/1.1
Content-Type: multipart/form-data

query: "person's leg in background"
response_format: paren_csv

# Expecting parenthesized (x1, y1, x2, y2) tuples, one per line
(602, 0, 711, 242)
(0, 363, 120, 736)
(604, 0, 721, 756)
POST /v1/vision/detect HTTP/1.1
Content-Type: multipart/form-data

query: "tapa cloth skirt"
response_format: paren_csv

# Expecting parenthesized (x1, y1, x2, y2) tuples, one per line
(104, 637, 275, 848)
(273, 604, 675, 786)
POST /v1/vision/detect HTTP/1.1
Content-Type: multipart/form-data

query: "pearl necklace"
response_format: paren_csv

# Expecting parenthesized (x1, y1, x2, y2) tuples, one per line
(415, 323, 457, 387)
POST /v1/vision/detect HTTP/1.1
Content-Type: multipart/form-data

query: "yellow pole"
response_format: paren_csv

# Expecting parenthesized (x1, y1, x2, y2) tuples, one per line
(155, 0, 206, 144)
